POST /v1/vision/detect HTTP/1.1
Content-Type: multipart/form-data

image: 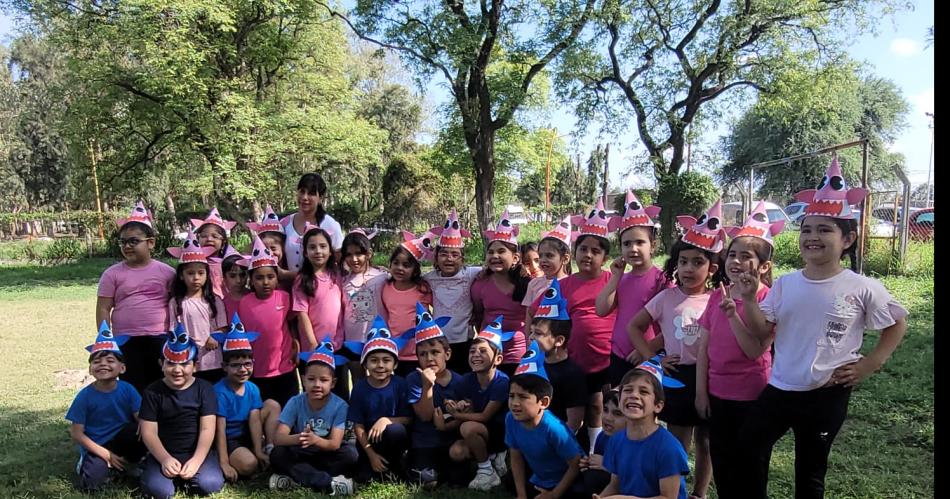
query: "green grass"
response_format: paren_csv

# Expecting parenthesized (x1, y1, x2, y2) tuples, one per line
(0, 259, 933, 498)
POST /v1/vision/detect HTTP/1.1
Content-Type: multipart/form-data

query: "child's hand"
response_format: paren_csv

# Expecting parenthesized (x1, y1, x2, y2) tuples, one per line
(733, 260, 760, 301)
(369, 418, 391, 443)
(299, 424, 320, 448)
(444, 399, 458, 415)
(534, 486, 556, 499)
(255, 450, 270, 470)
(829, 357, 881, 387)
(160, 457, 182, 478)
(204, 336, 219, 351)
(578, 454, 590, 471)
(719, 283, 738, 319)
(660, 354, 680, 373)
(610, 257, 627, 276)
(455, 400, 472, 413)
(179, 457, 202, 480)
(368, 450, 389, 473)
(587, 453, 604, 471)
(101, 450, 127, 471)
(624, 350, 643, 366)
(417, 367, 436, 388)
(433, 407, 447, 431)
(221, 461, 239, 482)
(695, 392, 711, 420)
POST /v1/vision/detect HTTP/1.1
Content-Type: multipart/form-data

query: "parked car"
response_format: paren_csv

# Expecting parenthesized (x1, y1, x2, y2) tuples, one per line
(505, 205, 530, 225)
(784, 202, 809, 223)
(721, 201, 791, 228)
(908, 208, 934, 241)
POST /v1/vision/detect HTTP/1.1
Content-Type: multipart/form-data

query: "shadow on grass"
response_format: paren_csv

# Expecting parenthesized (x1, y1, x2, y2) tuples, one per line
(0, 259, 114, 293)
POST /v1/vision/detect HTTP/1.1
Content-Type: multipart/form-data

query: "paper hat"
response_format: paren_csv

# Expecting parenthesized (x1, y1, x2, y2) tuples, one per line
(162, 322, 198, 363)
(400, 229, 438, 262)
(239, 233, 279, 269)
(513, 340, 548, 381)
(534, 278, 570, 321)
(344, 315, 408, 364)
(246, 204, 284, 235)
(726, 200, 785, 246)
(794, 154, 868, 220)
(676, 199, 727, 252)
(572, 197, 614, 240)
(116, 201, 153, 229)
(611, 190, 661, 234)
(431, 208, 471, 249)
(347, 227, 378, 240)
(299, 335, 347, 371)
(86, 320, 129, 356)
(210, 313, 260, 354)
(212, 245, 249, 267)
(541, 215, 572, 248)
(167, 228, 216, 264)
(190, 207, 237, 234)
(474, 315, 515, 354)
(635, 353, 685, 389)
(483, 209, 520, 246)
(408, 302, 451, 345)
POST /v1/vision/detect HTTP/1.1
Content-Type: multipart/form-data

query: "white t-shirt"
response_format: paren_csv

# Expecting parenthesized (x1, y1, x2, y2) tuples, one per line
(423, 266, 482, 344)
(760, 269, 907, 391)
(282, 212, 345, 271)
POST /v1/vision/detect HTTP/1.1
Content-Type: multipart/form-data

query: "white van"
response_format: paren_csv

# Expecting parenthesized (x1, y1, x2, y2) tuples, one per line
(505, 205, 530, 225)
(721, 202, 790, 228)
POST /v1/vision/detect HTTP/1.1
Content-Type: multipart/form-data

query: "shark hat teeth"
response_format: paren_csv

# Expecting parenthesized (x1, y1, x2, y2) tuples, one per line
(483, 209, 520, 246)
(676, 199, 727, 253)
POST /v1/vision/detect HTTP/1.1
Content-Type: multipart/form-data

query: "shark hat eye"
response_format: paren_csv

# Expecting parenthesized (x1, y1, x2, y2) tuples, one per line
(235, 322, 245, 333)
(830, 175, 845, 190)
(501, 219, 511, 227)
(817, 175, 829, 190)
(707, 217, 720, 230)
(444, 219, 451, 229)
(378, 328, 391, 338)
(322, 341, 334, 351)
(135, 206, 144, 212)
(266, 212, 277, 220)
(168, 331, 178, 343)
(629, 201, 641, 211)
(559, 221, 569, 228)
(177, 332, 189, 344)
(252, 248, 260, 256)
(263, 248, 272, 256)
(421, 312, 433, 323)
(588, 209, 597, 219)
(489, 321, 501, 329)
(422, 238, 432, 248)
(544, 287, 558, 299)
(522, 349, 537, 360)
(752, 212, 767, 222)
(183, 240, 192, 248)
(697, 214, 707, 225)
(101, 329, 114, 339)
(452, 221, 459, 229)
(598, 210, 606, 218)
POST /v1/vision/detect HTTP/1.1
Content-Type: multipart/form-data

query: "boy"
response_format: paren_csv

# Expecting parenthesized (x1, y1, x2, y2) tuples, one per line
(579, 387, 625, 495)
(269, 338, 358, 495)
(598, 356, 689, 499)
(506, 340, 585, 499)
(447, 316, 512, 490)
(139, 324, 224, 498)
(344, 315, 413, 482)
(67, 322, 145, 492)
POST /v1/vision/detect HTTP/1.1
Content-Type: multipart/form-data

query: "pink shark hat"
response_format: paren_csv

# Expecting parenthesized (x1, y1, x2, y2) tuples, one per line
(431, 208, 472, 249)
(245, 204, 283, 235)
(240, 233, 279, 269)
(211, 245, 248, 267)
(541, 215, 573, 248)
(610, 190, 661, 234)
(726, 200, 785, 247)
(116, 201, 153, 229)
(400, 229, 438, 262)
(190, 208, 238, 235)
(677, 199, 727, 252)
(167, 228, 217, 264)
(571, 197, 614, 239)
(484, 209, 520, 246)
(794, 154, 868, 220)
(347, 228, 378, 240)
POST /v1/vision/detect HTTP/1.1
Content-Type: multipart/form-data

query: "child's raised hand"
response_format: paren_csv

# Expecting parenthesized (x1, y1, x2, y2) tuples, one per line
(719, 283, 738, 319)
(204, 336, 219, 351)
(160, 456, 182, 478)
(733, 260, 760, 301)
(660, 354, 680, 373)
(417, 367, 436, 387)
(609, 257, 627, 276)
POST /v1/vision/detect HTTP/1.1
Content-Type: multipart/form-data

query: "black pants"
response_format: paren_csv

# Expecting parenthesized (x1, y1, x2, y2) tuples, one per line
(448, 340, 473, 375)
(408, 446, 471, 486)
(708, 395, 757, 499)
(354, 423, 410, 482)
(75, 422, 146, 491)
(607, 353, 636, 388)
(119, 335, 166, 393)
(252, 370, 299, 407)
(270, 443, 358, 492)
(738, 384, 852, 499)
(503, 459, 588, 499)
(581, 469, 611, 497)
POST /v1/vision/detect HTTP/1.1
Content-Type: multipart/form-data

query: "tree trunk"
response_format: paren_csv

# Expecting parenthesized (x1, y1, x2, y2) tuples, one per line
(468, 127, 496, 244)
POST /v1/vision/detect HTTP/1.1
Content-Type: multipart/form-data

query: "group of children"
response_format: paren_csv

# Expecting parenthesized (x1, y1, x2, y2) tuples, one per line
(69, 160, 908, 498)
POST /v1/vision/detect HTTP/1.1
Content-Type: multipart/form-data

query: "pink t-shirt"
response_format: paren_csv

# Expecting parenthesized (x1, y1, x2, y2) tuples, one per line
(612, 267, 671, 358)
(208, 259, 224, 298)
(471, 278, 527, 364)
(522, 276, 553, 307)
(292, 272, 344, 351)
(223, 293, 244, 322)
(644, 287, 712, 366)
(380, 281, 431, 361)
(167, 296, 228, 372)
(97, 260, 175, 337)
(238, 290, 296, 378)
(343, 268, 386, 342)
(698, 286, 771, 401)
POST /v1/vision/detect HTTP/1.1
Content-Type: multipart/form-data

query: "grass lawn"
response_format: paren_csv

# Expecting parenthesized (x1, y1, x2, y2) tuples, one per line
(0, 259, 933, 498)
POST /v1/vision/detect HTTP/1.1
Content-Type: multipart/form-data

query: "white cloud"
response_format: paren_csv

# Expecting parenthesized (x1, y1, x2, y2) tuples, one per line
(890, 38, 921, 57)
(910, 87, 934, 116)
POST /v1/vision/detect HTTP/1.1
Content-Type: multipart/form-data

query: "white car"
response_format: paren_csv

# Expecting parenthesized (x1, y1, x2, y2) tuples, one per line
(721, 202, 791, 228)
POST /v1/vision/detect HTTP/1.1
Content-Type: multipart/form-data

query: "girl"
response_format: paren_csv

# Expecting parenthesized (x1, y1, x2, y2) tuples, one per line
(238, 235, 299, 407)
(96, 202, 176, 393)
(628, 200, 726, 499)
(220, 247, 248, 320)
(470, 210, 529, 376)
(167, 229, 229, 383)
(341, 228, 387, 383)
(248, 204, 294, 290)
(595, 191, 670, 387)
(520, 241, 543, 278)
(694, 201, 779, 499)
(191, 208, 237, 299)
(735, 160, 907, 499)
(522, 215, 573, 325)
(282, 173, 344, 273)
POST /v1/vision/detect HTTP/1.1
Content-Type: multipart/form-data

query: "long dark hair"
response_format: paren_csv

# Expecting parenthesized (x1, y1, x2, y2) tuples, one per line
(298, 173, 328, 225)
(388, 246, 432, 296)
(663, 238, 724, 289)
(341, 231, 373, 274)
(538, 237, 572, 275)
(299, 227, 339, 297)
(172, 261, 218, 320)
(832, 218, 859, 272)
(480, 240, 530, 302)
(221, 255, 248, 292)
(715, 236, 774, 287)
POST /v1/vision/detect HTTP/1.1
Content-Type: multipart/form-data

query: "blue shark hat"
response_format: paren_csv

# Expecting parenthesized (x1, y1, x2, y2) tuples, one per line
(513, 340, 548, 381)
(474, 315, 515, 354)
(345, 315, 410, 364)
(534, 278, 570, 321)
(210, 313, 260, 355)
(86, 320, 129, 357)
(299, 335, 348, 371)
(635, 353, 685, 389)
(409, 302, 451, 345)
(162, 322, 198, 363)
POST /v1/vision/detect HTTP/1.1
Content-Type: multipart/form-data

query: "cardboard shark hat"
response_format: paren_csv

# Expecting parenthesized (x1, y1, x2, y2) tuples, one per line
(344, 315, 409, 364)
(167, 228, 217, 264)
(541, 215, 572, 248)
(190, 207, 237, 235)
(246, 204, 284, 235)
(162, 322, 198, 363)
(726, 200, 785, 247)
(116, 201, 153, 229)
(431, 208, 472, 249)
(572, 197, 614, 240)
(239, 233, 279, 269)
(794, 154, 868, 220)
(483, 209, 520, 246)
(534, 278, 570, 321)
(407, 302, 451, 345)
(299, 335, 348, 371)
(611, 190, 661, 234)
(473, 315, 515, 354)
(400, 229, 438, 263)
(86, 320, 129, 357)
(513, 340, 548, 382)
(676, 199, 727, 253)
(635, 353, 685, 389)
(210, 313, 260, 355)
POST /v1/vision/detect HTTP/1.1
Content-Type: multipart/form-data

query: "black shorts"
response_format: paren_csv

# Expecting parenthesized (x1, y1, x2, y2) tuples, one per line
(608, 353, 636, 388)
(252, 370, 299, 408)
(226, 433, 254, 456)
(658, 363, 704, 427)
(585, 368, 609, 395)
(487, 419, 507, 454)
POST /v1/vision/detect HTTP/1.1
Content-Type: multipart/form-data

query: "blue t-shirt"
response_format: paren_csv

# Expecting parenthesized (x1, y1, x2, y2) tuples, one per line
(65, 381, 141, 455)
(603, 427, 689, 499)
(458, 370, 509, 424)
(406, 369, 464, 448)
(347, 376, 412, 426)
(279, 393, 348, 437)
(214, 380, 263, 439)
(504, 411, 584, 490)
(593, 430, 610, 456)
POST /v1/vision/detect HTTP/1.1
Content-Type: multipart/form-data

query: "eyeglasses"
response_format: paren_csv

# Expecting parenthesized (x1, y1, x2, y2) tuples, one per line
(117, 237, 152, 247)
(198, 231, 224, 241)
(226, 361, 254, 370)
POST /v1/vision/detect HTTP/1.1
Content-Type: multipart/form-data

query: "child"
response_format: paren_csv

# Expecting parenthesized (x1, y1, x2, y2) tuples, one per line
(427, 208, 482, 374)
(735, 157, 908, 499)
(579, 387, 625, 495)
(220, 246, 249, 319)
(97, 201, 176, 392)
(523, 215, 573, 325)
(247, 204, 294, 290)
(404, 312, 466, 489)
(447, 316, 513, 490)
(191, 207, 237, 298)
(596, 190, 670, 387)
(598, 356, 690, 499)
(520, 241, 544, 278)
(344, 315, 413, 482)
(269, 339, 358, 495)
(67, 322, 145, 492)
(506, 341, 585, 499)
(694, 200, 779, 498)
(139, 325, 224, 498)
(529, 278, 588, 432)
(341, 228, 387, 383)
(628, 200, 726, 499)
(471, 209, 529, 375)
(377, 230, 436, 376)
(212, 314, 280, 482)
(238, 234, 299, 407)
(292, 224, 343, 355)
(167, 229, 228, 382)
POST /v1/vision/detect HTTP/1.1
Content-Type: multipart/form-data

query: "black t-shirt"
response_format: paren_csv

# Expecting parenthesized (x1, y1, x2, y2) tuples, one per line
(139, 378, 217, 459)
(546, 358, 588, 422)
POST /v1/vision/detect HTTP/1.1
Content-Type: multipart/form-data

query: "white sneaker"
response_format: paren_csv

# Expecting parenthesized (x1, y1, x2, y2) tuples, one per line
(491, 451, 508, 477)
(268, 473, 295, 490)
(468, 469, 501, 491)
(330, 475, 354, 496)
(263, 443, 275, 456)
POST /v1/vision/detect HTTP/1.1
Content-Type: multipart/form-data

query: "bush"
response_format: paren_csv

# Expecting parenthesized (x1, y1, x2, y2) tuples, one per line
(772, 231, 804, 268)
(42, 238, 85, 265)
